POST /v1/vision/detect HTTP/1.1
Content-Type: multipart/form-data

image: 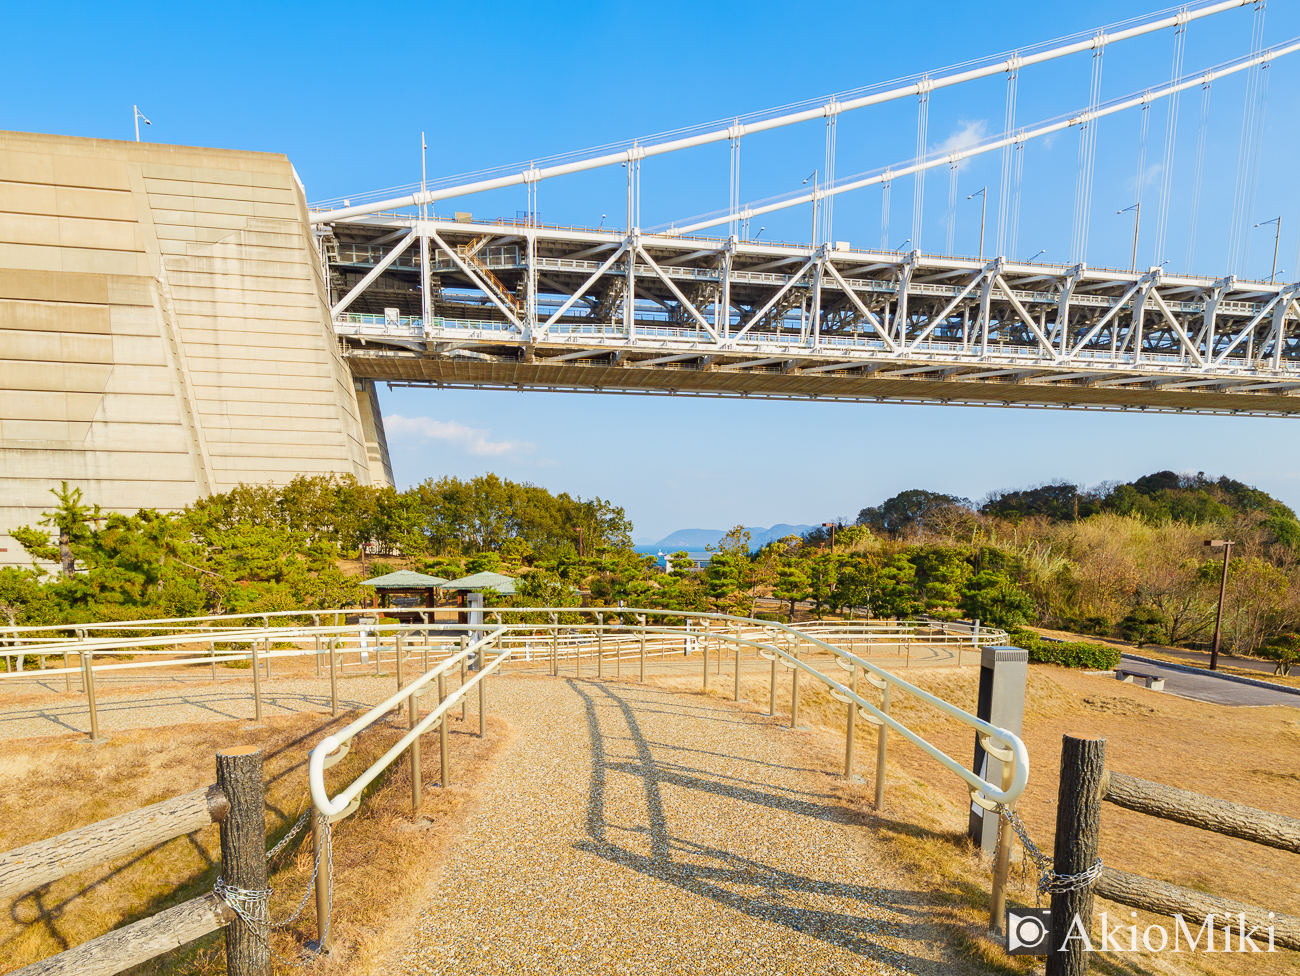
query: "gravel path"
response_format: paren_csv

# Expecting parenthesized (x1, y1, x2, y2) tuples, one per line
(397, 676, 945, 975)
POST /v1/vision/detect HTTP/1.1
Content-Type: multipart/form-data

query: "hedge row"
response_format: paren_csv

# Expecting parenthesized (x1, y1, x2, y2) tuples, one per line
(1008, 628, 1122, 670)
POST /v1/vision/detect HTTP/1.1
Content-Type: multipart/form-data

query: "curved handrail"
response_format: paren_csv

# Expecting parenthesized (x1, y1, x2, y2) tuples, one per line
(309, 628, 510, 817)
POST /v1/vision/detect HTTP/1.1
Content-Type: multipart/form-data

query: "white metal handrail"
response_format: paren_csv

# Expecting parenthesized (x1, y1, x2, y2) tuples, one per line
(308, 628, 510, 817)
(5, 607, 1026, 809)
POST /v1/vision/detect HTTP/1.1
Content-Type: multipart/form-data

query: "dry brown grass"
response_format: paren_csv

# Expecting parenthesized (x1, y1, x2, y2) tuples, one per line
(649, 654, 1300, 975)
(0, 704, 509, 975)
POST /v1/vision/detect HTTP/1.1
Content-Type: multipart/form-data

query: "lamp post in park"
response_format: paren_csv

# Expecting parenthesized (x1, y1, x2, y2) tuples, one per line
(1205, 539, 1235, 671)
(821, 522, 838, 553)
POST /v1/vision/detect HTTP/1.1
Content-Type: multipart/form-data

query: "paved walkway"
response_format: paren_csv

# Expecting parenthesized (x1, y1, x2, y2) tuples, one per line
(1119, 654, 1300, 708)
(395, 677, 945, 976)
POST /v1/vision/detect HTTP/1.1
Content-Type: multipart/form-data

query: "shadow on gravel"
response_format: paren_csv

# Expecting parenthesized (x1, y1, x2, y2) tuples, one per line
(568, 678, 940, 966)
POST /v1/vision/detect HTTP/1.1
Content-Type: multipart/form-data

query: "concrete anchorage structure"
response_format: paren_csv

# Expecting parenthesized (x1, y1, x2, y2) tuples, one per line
(0, 131, 392, 568)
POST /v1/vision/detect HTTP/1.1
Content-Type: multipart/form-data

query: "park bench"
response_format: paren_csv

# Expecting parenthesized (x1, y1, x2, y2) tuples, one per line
(1114, 668, 1166, 691)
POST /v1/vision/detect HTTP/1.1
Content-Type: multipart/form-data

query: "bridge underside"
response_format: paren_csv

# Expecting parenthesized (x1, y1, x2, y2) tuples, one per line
(345, 350, 1300, 415)
(324, 217, 1300, 417)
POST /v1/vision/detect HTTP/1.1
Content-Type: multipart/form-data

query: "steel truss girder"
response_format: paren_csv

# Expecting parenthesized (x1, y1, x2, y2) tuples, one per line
(324, 218, 1300, 413)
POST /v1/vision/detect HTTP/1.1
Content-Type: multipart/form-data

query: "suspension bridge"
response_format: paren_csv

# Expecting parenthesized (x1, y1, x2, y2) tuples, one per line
(2, 0, 1299, 565)
(315, 0, 1300, 416)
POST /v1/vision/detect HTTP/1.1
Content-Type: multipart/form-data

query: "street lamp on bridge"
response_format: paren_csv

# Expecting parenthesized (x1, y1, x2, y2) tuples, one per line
(1118, 203, 1141, 273)
(967, 186, 987, 259)
(1204, 539, 1235, 671)
(1254, 216, 1282, 283)
(133, 105, 151, 142)
(802, 170, 819, 247)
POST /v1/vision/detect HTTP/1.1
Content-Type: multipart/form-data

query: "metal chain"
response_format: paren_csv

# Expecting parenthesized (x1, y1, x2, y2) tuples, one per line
(214, 810, 333, 968)
(266, 806, 312, 864)
(213, 876, 271, 930)
(999, 805, 1103, 899)
(270, 812, 325, 930)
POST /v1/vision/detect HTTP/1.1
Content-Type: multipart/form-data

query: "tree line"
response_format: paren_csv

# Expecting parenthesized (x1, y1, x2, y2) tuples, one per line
(0, 475, 631, 626)
(4, 467, 1298, 673)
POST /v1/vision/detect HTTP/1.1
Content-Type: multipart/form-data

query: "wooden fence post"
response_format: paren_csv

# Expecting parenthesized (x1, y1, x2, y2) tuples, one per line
(1047, 735, 1106, 976)
(702, 624, 710, 692)
(216, 746, 269, 976)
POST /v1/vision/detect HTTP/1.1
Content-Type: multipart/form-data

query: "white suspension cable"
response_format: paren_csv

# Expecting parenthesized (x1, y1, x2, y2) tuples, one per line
(912, 84, 930, 250)
(309, 0, 1255, 224)
(1185, 79, 1213, 271)
(729, 124, 741, 239)
(996, 65, 1019, 255)
(1010, 135, 1025, 260)
(1242, 59, 1271, 277)
(880, 177, 892, 250)
(1132, 100, 1152, 266)
(824, 112, 837, 245)
(946, 160, 958, 254)
(1070, 40, 1106, 264)
(663, 37, 1300, 238)
(1228, 1, 1267, 273)
(1153, 20, 1187, 265)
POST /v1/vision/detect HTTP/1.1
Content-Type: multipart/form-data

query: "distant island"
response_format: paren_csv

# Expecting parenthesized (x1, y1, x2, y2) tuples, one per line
(633, 525, 814, 551)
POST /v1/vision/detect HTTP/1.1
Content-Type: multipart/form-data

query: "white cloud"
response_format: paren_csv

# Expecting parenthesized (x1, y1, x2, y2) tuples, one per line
(386, 414, 533, 457)
(935, 119, 988, 169)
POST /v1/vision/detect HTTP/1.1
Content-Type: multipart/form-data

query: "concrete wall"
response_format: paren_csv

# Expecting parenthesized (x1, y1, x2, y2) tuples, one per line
(0, 131, 393, 568)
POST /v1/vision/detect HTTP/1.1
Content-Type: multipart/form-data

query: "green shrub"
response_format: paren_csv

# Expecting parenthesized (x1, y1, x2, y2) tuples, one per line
(1118, 606, 1167, 647)
(1079, 615, 1112, 637)
(1260, 633, 1300, 677)
(753, 611, 788, 623)
(1008, 627, 1122, 670)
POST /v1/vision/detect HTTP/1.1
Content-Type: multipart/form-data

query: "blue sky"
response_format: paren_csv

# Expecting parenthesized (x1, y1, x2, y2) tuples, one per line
(9, 1, 1300, 540)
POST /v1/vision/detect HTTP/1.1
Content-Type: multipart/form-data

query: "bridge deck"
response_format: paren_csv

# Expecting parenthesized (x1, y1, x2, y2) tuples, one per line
(324, 218, 1300, 415)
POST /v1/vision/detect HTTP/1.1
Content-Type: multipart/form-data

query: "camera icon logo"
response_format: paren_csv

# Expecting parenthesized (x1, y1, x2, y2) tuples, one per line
(1007, 907, 1052, 955)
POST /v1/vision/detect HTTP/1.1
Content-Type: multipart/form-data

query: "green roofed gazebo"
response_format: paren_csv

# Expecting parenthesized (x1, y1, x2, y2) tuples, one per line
(442, 571, 517, 596)
(360, 570, 449, 610)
